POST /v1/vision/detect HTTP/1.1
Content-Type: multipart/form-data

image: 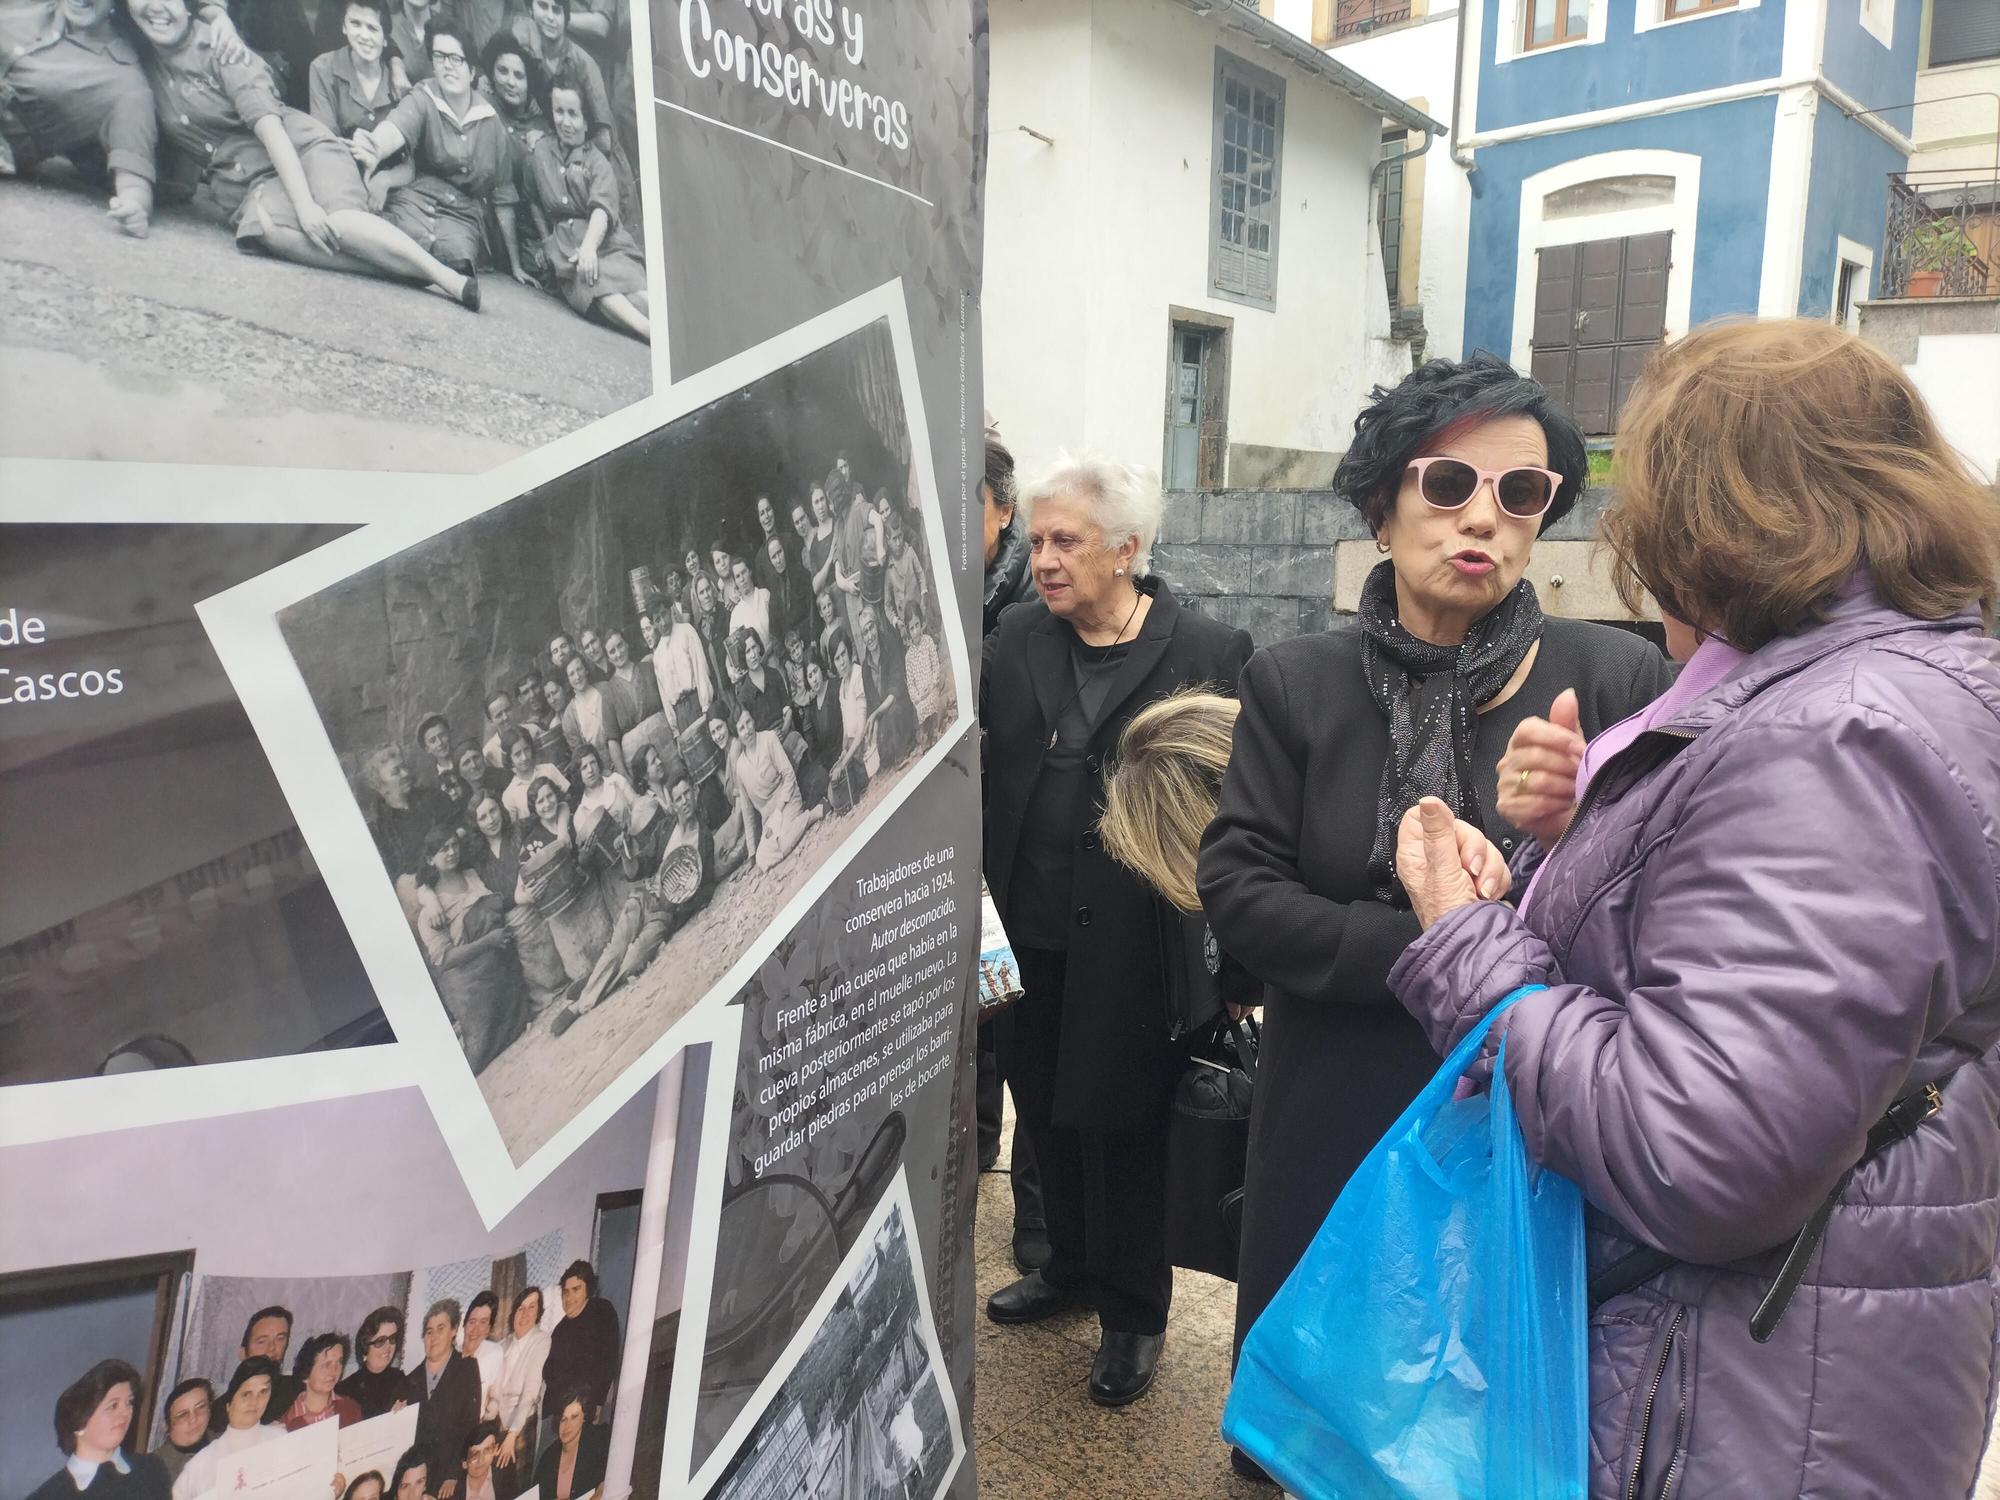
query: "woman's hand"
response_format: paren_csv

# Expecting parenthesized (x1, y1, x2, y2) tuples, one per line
(106, 193, 150, 237)
(1496, 688, 1585, 846)
(295, 197, 341, 254)
(573, 243, 599, 284)
(348, 129, 382, 170)
(1397, 797, 1509, 930)
(364, 171, 391, 212)
(511, 264, 540, 289)
(497, 1431, 519, 1468)
(204, 9, 252, 65)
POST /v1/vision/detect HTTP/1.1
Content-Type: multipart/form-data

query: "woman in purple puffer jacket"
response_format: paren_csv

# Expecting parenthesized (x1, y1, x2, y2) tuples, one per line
(1390, 319, 2000, 1500)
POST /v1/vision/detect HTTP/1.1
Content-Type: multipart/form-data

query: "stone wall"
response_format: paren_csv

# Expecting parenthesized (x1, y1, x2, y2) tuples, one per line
(1155, 487, 1642, 647)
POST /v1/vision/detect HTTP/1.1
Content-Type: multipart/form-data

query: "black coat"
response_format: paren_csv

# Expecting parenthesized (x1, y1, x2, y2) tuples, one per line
(982, 579, 1253, 1133)
(1196, 618, 1676, 1348)
(533, 1423, 609, 1498)
(403, 1352, 484, 1479)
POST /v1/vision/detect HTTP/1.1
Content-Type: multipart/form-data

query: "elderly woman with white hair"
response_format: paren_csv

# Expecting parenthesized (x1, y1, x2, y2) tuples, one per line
(980, 454, 1253, 1407)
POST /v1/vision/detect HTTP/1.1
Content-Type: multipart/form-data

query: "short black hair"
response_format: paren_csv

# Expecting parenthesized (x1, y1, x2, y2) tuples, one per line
(164, 1375, 214, 1421)
(559, 1259, 598, 1298)
(222, 1357, 281, 1416)
(479, 29, 546, 103)
(543, 75, 599, 132)
(984, 431, 1017, 515)
(342, 0, 390, 36)
(53, 1359, 140, 1456)
(422, 15, 472, 61)
(462, 1418, 503, 1457)
(390, 1447, 428, 1494)
(467, 1290, 500, 1323)
(1331, 352, 1586, 534)
(355, 1306, 406, 1365)
(241, 1306, 293, 1351)
(292, 1330, 351, 1382)
(416, 713, 451, 746)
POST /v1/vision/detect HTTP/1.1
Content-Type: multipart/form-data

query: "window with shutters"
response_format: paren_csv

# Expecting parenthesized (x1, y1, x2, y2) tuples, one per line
(1210, 52, 1285, 310)
(1929, 0, 2000, 65)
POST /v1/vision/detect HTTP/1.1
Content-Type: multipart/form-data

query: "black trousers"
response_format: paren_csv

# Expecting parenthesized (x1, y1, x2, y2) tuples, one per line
(978, 1013, 1047, 1234)
(1004, 947, 1173, 1336)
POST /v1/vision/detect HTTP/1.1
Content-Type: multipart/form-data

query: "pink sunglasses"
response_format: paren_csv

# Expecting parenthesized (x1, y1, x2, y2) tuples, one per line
(1406, 456, 1563, 519)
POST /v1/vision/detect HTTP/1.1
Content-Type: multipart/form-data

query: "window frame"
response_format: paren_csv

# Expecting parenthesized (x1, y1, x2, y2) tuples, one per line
(1929, 0, 2000, 67)
(1661, 0, 1736, 18)
(1521, 0, 1592, 52)
(1208, 50, 1286, 311)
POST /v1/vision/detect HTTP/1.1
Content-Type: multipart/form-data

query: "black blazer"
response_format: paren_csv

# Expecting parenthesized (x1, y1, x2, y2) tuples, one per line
(403, 1352, 483, 1480)
(981, 579, 1253, 1133)
(533, 1424, 609, 1499)
(1196, 617, 1676, 1349)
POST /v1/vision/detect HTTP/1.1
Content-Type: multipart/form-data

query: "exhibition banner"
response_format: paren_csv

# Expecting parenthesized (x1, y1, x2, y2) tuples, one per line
(0, 1, 988, 1496)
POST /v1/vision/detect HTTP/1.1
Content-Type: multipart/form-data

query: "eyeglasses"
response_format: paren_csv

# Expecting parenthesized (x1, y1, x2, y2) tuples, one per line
(429, 48, 469, 65)
(365, 1334, 398, 1349)
(1405, 456, 1562, 519)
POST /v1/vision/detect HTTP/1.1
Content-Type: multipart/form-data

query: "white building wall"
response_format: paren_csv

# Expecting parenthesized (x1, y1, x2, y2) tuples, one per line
(1907, 331, 2000, 482)
(984, 0, 1096, 479)
(1269, 3, 1474, 360)
(1910, 56, 2000, 177)
(985, 0, 1400, 483)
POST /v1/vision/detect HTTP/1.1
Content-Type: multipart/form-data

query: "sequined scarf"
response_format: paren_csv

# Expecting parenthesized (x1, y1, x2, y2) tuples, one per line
(1358, 559, 1543, 905)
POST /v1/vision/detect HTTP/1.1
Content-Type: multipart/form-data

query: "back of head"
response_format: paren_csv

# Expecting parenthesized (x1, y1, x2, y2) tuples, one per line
(1099, 690, 1241, 913)
(1603, 318, 2000, 649)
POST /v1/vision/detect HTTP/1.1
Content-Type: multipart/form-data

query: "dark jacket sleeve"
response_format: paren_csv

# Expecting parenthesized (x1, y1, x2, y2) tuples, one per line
(1198, 645, 1420, 1007)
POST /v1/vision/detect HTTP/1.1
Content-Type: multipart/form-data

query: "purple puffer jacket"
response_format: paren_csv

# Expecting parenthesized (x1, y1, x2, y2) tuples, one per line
(1390, 584, 2000, 1500)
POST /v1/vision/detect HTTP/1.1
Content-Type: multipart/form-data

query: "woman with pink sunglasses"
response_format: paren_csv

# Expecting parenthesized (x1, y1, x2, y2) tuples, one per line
(1196, 353, 1676, 1486)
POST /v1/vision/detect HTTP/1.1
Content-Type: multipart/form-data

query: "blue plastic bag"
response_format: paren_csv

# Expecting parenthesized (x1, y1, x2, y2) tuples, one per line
(1222, 988, 1586, 1500)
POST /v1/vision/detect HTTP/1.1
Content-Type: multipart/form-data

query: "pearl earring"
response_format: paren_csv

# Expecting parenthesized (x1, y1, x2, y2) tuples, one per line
(1114, 567, 1125, 576)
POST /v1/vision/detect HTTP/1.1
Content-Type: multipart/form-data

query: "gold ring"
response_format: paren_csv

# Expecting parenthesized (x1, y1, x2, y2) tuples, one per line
(1515, 769, 1531, 795)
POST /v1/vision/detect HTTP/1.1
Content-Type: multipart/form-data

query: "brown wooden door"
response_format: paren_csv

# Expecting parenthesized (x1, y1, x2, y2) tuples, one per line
(1530, 231, 1671, 436)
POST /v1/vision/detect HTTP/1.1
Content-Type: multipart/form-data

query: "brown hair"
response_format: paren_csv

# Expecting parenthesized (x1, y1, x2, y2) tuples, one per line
(1602, 318, 2000, 650)
(1098, 690, 1240, 913)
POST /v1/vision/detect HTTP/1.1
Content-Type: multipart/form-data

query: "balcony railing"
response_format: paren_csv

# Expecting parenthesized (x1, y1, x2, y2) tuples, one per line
(1333, 0, 1413, 39)
(1879, 171, 2000, 299)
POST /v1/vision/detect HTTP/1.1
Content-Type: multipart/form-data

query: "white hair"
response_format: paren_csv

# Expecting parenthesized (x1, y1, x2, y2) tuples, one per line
(1017, 453, 1162, 578)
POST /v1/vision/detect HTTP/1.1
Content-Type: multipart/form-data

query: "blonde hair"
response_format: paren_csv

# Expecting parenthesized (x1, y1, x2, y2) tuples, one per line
(1098, 690, 1240, 913)
(1604, 318, 2000, 648)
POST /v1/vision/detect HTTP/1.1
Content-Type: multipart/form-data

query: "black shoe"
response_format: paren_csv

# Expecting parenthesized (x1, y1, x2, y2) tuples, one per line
(978, 1141, 1001, 1172)
(1011, 1225, 1051, 1275)
(985, 1271, 1083, 1326)
(1229, 1447, 1276, 1486)
(458, 273, 482, 312)
(1088, 1330, 1163, 1407)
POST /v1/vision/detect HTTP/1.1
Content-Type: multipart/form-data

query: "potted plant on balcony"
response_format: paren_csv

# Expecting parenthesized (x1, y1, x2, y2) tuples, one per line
(1904, 219, 1980, 297)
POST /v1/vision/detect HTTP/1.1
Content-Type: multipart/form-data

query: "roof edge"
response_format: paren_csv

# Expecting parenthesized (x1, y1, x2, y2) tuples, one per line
(1167, 0, 1447, 138)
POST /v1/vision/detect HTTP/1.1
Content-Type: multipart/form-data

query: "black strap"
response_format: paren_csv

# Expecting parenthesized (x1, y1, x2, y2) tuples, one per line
(1587, 1079, 1947, 1334)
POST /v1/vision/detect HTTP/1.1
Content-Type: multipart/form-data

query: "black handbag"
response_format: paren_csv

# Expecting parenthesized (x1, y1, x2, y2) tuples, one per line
(1166, 1013, 1258, 1281)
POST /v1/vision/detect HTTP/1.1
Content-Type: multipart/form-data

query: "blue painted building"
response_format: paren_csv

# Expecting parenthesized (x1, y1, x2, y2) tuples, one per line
(1457, 0, 1921, 432)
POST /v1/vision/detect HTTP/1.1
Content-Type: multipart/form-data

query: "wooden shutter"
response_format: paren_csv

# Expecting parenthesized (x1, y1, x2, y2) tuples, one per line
(1931, 0, 2000, 65)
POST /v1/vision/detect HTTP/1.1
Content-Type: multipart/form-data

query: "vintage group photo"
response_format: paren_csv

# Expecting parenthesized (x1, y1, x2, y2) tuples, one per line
(271, 315, 962, 1168)
(0, 0, 653, 472)
(701, 1200, 959, 1500)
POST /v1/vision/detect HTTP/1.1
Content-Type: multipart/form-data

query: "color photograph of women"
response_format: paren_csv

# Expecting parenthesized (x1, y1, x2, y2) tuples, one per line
(0, 0, 653, 472)
(0, 1074, 670, 1500)
(270, 317, 963, 1167)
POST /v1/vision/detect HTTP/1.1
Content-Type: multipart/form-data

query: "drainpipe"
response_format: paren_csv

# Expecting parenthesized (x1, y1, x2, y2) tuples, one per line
(1448, 0, 1476, 175)
(1372, 124, 1438, 188)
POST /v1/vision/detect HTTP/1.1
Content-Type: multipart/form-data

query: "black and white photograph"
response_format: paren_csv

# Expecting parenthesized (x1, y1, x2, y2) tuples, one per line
(0, 523, 387, 1095)
(264, 312, 963, 1173)
(1, 0, 654, 473)
(700, 1199, 959, 1500)
(0, 1073, 671, 1500)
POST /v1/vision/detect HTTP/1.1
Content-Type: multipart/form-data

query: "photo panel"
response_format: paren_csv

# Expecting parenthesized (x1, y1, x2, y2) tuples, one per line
(0, 522, 389, 1105)
(648, 0, 982, 387)
(0, 1050, 701, 1500)
(1, 0, 659, 475)
(681, 1178, 964, 1500)
(199, 284, 973, 1223)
